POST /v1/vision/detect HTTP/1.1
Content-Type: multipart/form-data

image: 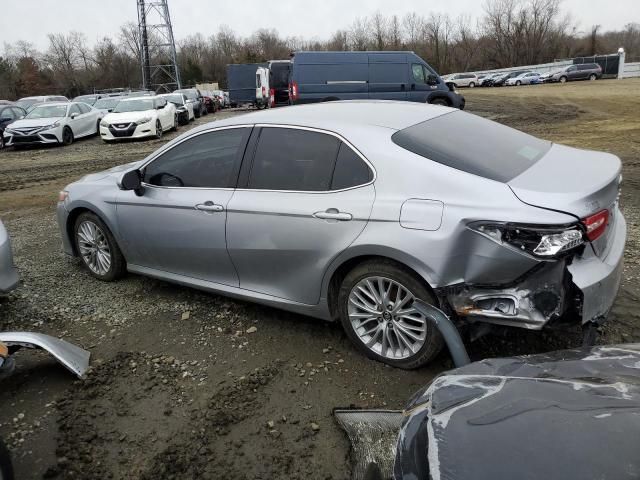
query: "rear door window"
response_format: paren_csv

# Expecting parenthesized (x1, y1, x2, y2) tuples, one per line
(331, 143, 373, 190)
(391, 111, 551, 182)
(248, 128, 340, 191)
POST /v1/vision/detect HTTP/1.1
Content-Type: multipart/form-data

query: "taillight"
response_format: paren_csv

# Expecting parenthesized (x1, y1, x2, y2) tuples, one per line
(582, 209, 609, 241)
(262, 86, 266, 96)
(269, 88, 275, 107)
(290, 81, 299, 101)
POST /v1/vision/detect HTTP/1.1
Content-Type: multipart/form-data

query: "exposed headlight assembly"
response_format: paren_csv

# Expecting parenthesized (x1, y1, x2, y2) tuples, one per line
(471, 222, 585, 258)
(45, 121, 60, 130)
(135, 117, 152, 125)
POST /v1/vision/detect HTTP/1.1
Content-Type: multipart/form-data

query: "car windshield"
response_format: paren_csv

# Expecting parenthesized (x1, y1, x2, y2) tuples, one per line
(74, 95, 98, 105)
(94, 98, 120, 109)
(162, 94, 184, 105)
(25, 104, 68, 119)
(392, 111, 551, 182)
(113, 99, 154, 113)
(15, 98, 40, 109)
(175, 90, 197, 100)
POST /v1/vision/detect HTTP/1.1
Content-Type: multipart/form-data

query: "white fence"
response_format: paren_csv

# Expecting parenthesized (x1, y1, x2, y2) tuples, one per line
(622, 62, 640, 78)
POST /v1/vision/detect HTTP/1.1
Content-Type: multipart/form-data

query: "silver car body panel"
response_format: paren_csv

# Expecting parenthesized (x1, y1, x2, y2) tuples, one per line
(0, 220, 19, 293)
(0, 332, 90, 378)
(56, 101, 626, 329)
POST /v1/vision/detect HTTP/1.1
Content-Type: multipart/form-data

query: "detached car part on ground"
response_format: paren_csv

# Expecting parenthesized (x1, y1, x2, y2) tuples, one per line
(393, 342, 640, 480)
(56, 101, 625, 369)
(0, 333, 90, 480)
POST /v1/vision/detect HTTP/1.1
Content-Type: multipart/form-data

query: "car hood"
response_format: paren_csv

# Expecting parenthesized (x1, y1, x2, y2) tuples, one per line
(507, 143, 621, 219)
(7, 117, 63, 129)
(396, 344, 640, 480)
(77, 159, 145, 183)
(103, 110, 155, 124)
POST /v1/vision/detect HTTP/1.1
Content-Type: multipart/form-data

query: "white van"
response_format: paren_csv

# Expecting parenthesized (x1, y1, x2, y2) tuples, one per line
(255, 67, 270, 109)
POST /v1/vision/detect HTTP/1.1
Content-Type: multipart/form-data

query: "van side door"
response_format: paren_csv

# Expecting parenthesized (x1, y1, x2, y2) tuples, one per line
(368, 53, 408, 101)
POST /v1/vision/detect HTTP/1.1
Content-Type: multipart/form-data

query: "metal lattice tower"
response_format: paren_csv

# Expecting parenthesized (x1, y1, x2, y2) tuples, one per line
(137, 0, 181, 92)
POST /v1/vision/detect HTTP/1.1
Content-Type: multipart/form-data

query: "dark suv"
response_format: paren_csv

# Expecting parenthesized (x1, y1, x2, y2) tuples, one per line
(551, 63, 602, 83)
(174, 88, 207, 118)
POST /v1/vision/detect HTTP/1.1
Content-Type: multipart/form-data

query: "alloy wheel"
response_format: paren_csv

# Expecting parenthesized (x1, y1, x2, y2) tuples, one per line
(348, 276, 428, 360)
(76, 220, 111, 276)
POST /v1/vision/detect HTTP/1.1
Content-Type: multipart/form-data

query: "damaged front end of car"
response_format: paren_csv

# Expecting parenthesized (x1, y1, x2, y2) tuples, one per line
(437, 212, 625, 341)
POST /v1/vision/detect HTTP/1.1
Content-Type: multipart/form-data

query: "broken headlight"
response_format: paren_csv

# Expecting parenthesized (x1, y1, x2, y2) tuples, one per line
(471, 222, 584, 258)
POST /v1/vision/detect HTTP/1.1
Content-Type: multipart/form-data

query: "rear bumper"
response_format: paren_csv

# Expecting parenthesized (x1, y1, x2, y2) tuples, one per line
(568, 210, 626, 324)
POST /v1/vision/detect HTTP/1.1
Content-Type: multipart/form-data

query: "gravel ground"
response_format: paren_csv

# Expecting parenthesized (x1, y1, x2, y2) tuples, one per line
(1, 80, 640, 479)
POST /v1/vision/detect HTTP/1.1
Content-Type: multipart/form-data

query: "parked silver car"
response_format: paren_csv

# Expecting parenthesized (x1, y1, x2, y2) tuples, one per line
(0, 220, 19, 294)
(56, 101, 625, 368)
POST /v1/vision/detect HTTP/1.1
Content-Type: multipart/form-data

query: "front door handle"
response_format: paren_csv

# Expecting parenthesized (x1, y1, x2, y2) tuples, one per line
(195, 202, 224, 212)
(313, 209, 352, 221)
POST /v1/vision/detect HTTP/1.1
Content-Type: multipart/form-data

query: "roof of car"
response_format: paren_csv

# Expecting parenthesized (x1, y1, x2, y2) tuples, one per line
(32, 102, 70, 107)
(207, 100, 453, 132)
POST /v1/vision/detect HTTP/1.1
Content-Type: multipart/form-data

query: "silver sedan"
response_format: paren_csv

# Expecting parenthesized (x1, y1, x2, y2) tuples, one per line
(0, 220, 19, 293)
(56, 101, 626, 368)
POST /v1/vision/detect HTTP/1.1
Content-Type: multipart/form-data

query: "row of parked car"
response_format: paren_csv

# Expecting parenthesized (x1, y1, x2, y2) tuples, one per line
(444, 62, 604, 88)
(0, 87, 232, 149)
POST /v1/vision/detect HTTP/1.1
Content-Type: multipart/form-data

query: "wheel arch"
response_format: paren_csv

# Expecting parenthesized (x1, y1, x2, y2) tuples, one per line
(322, 247, 440, 320)
(65, 202, 121, 257)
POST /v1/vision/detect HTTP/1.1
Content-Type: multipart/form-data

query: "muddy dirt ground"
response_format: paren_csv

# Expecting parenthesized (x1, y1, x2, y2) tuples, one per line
(1, 79, 639, 479)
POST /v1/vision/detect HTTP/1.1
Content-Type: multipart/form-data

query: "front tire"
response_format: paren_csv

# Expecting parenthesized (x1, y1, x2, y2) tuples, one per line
(468, 82, 475, 88)
(338, 260, 444, 369)
(74, 212, 126, 281)
(589, 74, 597, 81)
(429, 97, 449, 106)
(172, 114, 179, 131)
(559, 76, 567, 83)
(155, 120, 163, 139)
(62, 126, 74, 145)
(516, 80, 521, 86)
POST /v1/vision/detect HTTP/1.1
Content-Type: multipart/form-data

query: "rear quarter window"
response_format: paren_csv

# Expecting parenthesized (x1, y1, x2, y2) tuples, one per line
(391, 111, 551, 182)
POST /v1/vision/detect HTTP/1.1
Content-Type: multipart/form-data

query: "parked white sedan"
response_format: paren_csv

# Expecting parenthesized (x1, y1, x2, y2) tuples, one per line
(100, 96, 177, 142)
(505, 72, 541, 86)
(3, 102, 102, 147)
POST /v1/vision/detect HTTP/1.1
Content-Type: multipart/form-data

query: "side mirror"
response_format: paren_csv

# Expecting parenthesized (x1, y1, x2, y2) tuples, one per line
(119, 170, 144, 196)
(70, 112, 79, 119)
(427, 74, 439, 86)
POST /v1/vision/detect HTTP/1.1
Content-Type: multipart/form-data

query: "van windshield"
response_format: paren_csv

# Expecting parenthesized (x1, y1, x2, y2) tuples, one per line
(391, 111, 551, 182)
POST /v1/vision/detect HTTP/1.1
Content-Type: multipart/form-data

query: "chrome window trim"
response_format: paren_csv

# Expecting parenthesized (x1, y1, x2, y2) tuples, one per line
(140, 124, 254, 191)
(139, 123, 377, 194)
(239, 123, 377, 194)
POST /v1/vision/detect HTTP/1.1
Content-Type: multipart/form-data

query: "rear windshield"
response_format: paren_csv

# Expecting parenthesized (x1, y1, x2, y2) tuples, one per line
(391, 111, 551, 182)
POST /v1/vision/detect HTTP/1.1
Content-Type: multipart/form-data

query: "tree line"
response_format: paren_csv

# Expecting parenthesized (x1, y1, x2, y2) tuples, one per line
(1, 0, 638, 99)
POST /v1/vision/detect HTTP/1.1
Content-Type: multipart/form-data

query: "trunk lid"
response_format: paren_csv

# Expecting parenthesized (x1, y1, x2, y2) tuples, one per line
(508, 143, 621, 256)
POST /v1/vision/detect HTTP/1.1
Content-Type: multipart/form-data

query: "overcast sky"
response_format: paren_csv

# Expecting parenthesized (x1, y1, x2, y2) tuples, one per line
(1, 0, 637, 50)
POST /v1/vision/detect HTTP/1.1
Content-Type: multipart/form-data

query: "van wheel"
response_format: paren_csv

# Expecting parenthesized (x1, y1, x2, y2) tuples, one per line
(338, 260, 444, 369)
(429, 98, 449, 106)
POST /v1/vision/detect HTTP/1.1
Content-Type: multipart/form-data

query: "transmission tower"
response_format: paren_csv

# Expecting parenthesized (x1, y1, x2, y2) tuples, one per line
(137, 0, 181, 92)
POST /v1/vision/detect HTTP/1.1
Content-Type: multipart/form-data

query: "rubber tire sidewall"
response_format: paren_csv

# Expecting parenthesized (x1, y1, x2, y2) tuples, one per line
(589, 74, 597, 81)
(0, 437, 15, 480)
(560, 76, 567, 83)
(338, 260, 444, 369)
(429, 98, 449, 106)
(62, 127, 74, 145)
(155, 121, 162, 139)
(73, 212, 126, 282)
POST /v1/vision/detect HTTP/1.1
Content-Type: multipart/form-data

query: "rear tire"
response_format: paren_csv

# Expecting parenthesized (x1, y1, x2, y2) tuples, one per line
(0, 438, 14, 480)
(589, 74, 597, 81)
(172, 114, 178, 131)
(338, 259, 444, 369)
(73, 212, 126, 281)
(95, 120, 101, 136)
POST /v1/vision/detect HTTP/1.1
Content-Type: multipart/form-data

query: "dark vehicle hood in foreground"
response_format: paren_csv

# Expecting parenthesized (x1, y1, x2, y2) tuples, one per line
(395, 344, 640, 480)
(508, 143, 621, 219)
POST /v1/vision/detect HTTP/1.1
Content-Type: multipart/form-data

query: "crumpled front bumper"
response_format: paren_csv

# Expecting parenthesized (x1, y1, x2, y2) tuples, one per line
(446, 211, 626, 330)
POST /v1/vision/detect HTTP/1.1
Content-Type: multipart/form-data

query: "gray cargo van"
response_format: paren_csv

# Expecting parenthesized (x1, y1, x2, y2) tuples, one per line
(289, 51, 464, 109)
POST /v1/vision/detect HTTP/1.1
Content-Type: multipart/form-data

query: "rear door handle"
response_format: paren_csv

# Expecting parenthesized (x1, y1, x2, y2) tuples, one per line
(195, 202, 224, 212)
(313, 209, 352, 221)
